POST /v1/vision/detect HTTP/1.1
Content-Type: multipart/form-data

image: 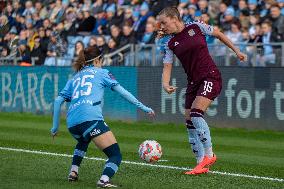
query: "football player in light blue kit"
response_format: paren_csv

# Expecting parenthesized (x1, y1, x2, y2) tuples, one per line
(51, 46, 155, 188)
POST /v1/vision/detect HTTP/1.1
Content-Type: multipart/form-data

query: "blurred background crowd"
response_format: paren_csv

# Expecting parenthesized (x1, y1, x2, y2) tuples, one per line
(0, 0, 283, 66)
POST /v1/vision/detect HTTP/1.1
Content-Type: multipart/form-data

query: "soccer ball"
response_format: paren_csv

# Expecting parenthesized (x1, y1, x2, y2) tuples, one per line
(138, 140, 162, 163)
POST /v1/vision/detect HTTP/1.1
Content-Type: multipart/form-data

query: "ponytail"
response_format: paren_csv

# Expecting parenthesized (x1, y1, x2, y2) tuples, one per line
(73, 46, 103, 72)
(73, 49, 86, 72)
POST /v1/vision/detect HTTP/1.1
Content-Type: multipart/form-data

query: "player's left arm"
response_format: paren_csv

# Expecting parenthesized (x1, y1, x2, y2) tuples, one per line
(194, 20, 247, 62)
(101, 70, 155, 116)
(211, 27, 247, 62)
(112, 85, 155, 116)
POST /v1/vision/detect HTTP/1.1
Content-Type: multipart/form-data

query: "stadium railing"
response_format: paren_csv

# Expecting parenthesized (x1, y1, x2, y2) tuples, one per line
(1, 43, 283, 67)
(0, 57, 39, 66)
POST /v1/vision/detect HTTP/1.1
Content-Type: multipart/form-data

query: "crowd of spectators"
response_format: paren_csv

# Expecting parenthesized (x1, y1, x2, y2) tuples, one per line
(0, 0, 283, 66)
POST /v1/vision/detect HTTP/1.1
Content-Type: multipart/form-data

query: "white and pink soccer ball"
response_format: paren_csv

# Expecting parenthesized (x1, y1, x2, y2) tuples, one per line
(138, 140, 162, 163)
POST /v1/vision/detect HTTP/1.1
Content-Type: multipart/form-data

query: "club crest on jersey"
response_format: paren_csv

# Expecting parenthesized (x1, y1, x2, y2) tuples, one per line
(174, 41, 179, 46)
(188, 29, 195, 36)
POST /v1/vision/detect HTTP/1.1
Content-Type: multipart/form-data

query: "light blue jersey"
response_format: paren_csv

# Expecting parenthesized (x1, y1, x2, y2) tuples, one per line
(60, 65, 118, 128)
(51, 65, 153, 133)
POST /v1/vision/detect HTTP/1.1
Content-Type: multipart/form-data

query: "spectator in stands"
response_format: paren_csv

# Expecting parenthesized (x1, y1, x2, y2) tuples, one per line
(259, 0, 274, 22)
(110, 25, 121, 46)
(217, 2, 228, 27)
(47, 31, 67, 57)
(0, 15, 10, 38)
(198, 0, 208, 14)
(122, 7, 134, 26)
(248, 0, 260, 15)
(107, 37, 119, 53)
(31, 36, 46, 66)
(7, 27, 19, 56)
(178, 0, 189, 9)
(185, 4, 197, 23)
(0, 45, 10, 57)
(222, 7, 236, 32)
(88, 36, 97, 47)
(249, 23, 262, 43)
(92, 0, 104, 14)
(26, 29, 38, 51)
(146, 16, 156, 26)
(96, 35, 108, 54)
(74, 41, 85, 57)
(49, 0, 65, 24)
(239, 9, 250, 29)
(225, 20, 243, 44)
(236, 0, 249, 17)
(12, 1, 24, 17)
(256, 21, 277, 66)
(34, 2, 48, 20)
(269, 4, 284, 42)
(22, 1, 35, 17)
(92, 7, 107, 35)
(120, 23, 136, 47)
(278, 0, 284, 15)
(32, 12, 43, 29)
(140, 22, 156, 44)
(64, 7, 77, 36)
(38, 27, 49, 56)
(133, 2, 153, 41)
(241, 29, 250, 44)
(17, 39, 31, 66)
(77, 8, 96, 33)
(4, 3, 14, 26)
(56, 21, 68, 41)
(42, 18, 52, 30)
(103, 5, 120, 35)
(81, 0, 93, 12)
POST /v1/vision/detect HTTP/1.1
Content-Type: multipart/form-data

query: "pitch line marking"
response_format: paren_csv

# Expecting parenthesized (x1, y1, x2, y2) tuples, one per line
(0, 146, 283, 183)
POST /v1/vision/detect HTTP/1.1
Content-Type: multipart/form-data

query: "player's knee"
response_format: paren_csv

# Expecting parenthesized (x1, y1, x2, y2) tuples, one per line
(190, 108, 204, 118)
(103, 143, 122, 166)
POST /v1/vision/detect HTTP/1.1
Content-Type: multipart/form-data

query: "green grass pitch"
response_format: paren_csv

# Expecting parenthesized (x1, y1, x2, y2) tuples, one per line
(0, 112, 283, 189)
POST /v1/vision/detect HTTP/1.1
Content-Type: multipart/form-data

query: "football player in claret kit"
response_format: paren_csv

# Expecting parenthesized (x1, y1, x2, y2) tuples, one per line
(50, 46, 155, 188)
(157, 7, 247, 174)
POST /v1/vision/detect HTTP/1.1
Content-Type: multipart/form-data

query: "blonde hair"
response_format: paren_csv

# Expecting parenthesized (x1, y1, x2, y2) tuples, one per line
(158, 6, 182, 21)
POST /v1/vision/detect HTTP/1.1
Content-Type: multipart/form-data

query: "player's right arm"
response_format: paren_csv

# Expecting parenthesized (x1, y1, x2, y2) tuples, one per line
(51, 79, 72, 136)
(101, 69, 155, 117)
(162, 37, 177, 94)
(112, 85, 155, 116)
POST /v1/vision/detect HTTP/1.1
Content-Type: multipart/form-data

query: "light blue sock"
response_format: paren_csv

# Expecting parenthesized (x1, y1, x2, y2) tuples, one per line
(191, 109, 213, 157)
(186, 120, 204, 163)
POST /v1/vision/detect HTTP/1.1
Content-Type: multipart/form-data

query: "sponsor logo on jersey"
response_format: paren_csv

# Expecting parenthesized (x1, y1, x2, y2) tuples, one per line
(174, 41, 179, 46)
(108, 72, 116, 80)
(188, 29, 195, 36)
(90, 128, 101, 136)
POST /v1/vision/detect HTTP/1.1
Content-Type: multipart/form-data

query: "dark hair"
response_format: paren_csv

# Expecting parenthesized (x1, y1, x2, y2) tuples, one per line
(158, 6, 182, 21)
(261, 20, 272, 27)
(270, 4, 280, 9)
(73, 46, 102, 72)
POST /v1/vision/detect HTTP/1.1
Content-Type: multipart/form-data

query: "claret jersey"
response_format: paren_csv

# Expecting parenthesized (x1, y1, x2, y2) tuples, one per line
(163, 21, 218, 83)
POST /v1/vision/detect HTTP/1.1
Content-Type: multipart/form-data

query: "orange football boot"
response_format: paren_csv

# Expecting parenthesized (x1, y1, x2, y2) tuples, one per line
(184, 154, 217, 175)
